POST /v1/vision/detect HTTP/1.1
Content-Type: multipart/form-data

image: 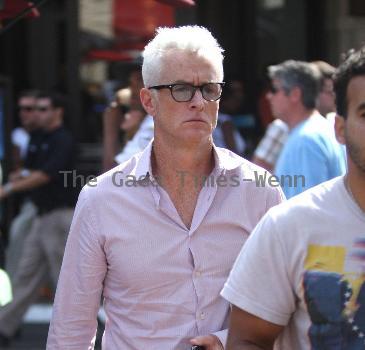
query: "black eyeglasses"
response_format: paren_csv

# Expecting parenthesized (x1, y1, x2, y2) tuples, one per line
(18, 105, 35, 112)
(148, 82, 225, 102)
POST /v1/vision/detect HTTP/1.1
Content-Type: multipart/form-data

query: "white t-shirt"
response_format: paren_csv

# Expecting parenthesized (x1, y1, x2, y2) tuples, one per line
(213, 113, 246, 155)
(11, 127, 30, 159)
(222, 176, 365, 349)
(0, 269, 12, 306)
(115, 115, 154, 164)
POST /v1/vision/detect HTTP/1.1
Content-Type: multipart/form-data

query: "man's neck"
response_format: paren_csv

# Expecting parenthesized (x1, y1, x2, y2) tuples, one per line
(45, 120, 62, 132)
(152, 138, 215, 189)
(346, 163, 365, 213)
(287, 107, 315, 130)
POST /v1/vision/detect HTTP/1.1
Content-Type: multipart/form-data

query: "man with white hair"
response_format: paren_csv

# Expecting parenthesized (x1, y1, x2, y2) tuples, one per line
(47, 26, 283, 350)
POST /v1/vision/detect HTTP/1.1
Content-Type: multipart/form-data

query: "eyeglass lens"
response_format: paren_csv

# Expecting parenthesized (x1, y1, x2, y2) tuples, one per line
(19, 105, 35, 112)
(36, 107, 51, 112)
(171, 83, 222, 102)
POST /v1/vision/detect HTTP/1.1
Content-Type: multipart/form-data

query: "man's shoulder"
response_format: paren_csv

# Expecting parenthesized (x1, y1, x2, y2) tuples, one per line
(298, 114, 333, 139)
(51, 126, 73, 141)
(232, 156, 285, 200)
(42, 127, 74, 150)
(237, 157, 270, 182)
(267, 176, 343, 223)
(215, 147, 264, 175)
(81, 157, 140, 197)
(286, 118, 333, 152)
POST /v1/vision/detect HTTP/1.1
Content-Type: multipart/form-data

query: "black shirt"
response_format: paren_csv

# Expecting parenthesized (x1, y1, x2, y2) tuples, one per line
(25, 126, 77, 214)
(24, 128, 44, 166)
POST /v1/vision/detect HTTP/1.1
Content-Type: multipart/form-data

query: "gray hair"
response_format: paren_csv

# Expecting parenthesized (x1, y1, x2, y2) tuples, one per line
(142, 26, 224, 87)
(268, 60, 321, 109)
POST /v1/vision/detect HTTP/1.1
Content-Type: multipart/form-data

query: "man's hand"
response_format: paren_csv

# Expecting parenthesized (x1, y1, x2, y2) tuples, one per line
(0, 183, 14, 200)
(190, 334, 224, 350)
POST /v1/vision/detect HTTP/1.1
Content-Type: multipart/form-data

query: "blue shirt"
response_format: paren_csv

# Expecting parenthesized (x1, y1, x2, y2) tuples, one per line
(275, 112, 346, 198)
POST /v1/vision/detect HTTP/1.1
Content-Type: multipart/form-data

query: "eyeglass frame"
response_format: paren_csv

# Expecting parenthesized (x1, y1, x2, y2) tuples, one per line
(148, 82, 225, 102)
(18, 105, 36, 112)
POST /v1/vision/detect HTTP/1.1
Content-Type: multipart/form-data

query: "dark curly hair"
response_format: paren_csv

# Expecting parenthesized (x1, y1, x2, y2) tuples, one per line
(334, 47, 365, 119)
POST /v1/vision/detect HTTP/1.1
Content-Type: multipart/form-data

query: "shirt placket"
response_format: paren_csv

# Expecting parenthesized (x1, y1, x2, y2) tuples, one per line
(189, 172, 220, 334)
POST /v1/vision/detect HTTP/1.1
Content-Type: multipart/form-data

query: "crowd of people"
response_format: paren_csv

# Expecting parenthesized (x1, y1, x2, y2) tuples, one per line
(0, 25, 364, 350)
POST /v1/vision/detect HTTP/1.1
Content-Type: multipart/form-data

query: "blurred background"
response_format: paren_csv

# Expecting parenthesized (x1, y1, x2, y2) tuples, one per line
(1, 0, 365, 174)
(0, 0, 365, 348)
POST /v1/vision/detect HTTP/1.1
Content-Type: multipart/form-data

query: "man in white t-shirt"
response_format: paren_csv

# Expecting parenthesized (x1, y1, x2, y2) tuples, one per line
(221, 47, 365, 349)
(114, 113, 154, 165)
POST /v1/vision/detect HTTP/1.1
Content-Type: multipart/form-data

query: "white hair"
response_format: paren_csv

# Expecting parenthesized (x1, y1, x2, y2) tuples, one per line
(142, 26, 224, 87)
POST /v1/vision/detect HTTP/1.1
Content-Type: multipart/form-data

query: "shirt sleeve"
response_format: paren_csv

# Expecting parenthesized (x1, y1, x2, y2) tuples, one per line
(221, 210, 295, 326)
(47, 187, 107, 349)
(266, 182, 286, 209)
(213, 329, 228, 349)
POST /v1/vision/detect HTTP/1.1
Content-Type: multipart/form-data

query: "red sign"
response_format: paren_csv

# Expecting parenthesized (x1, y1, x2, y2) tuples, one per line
(113, 0, 175, 50)
(0, 0, 39, 20)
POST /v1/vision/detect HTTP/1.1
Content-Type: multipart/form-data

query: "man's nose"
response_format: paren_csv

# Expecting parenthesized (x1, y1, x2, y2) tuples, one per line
(189, 88, 204, 109)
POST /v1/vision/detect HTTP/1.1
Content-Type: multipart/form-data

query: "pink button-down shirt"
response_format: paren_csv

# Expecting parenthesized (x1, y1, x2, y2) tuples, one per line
(47, 142, 284, 350)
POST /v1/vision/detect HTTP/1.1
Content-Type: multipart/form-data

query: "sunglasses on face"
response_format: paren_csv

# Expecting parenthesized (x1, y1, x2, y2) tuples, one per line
(36, 106, 52, 112)
(18, 105, 35, 112)
(269, 85, 281, 94)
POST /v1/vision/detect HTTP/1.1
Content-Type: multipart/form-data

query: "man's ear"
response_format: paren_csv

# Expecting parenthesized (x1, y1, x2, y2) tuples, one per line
(289, 86, 301, 103)
(334, 114, 346, 145)
(140, 88, 156, 116)
(55, 107, 64, 120)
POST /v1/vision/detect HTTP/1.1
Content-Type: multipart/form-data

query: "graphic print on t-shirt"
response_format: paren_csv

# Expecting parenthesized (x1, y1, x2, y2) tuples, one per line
(303, 240, 365, 349)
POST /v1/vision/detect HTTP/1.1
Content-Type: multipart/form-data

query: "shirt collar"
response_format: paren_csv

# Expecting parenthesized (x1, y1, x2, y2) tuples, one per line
(129, 140, 154, 182)
(212, 144, 245, 173)
(129, 140, 245, 182)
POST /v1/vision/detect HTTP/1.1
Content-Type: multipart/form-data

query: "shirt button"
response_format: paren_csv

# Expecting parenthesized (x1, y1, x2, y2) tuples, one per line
(195, 270, 202, 277)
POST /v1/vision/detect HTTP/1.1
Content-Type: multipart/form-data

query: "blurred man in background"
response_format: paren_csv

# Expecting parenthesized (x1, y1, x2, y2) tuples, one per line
(0, 92, 77, 347)
(268, 60, 345, 198)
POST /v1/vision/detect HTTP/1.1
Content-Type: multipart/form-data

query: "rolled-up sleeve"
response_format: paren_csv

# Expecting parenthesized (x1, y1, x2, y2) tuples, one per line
(47, 186, 107, 349)
(213, 328, 228, 349)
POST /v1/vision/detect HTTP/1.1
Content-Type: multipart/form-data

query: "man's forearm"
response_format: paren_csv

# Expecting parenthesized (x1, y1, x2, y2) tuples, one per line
(1, 171, 50, 199)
